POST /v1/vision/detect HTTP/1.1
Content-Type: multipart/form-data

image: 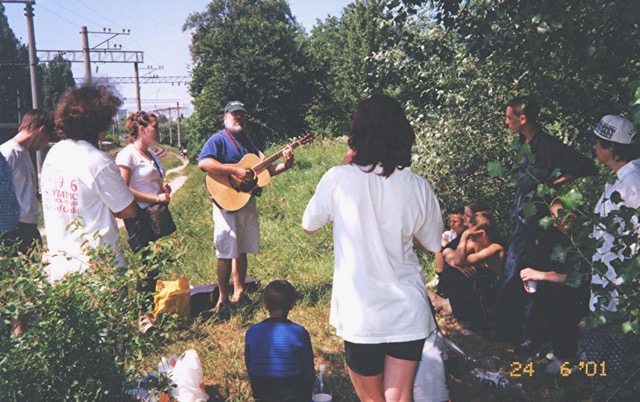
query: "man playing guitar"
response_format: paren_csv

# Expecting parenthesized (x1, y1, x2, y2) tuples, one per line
(198, 100, 294, 315)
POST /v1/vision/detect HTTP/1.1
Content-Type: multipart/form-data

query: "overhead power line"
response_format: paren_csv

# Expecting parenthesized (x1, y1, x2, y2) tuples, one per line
(75, 75, 189, 85)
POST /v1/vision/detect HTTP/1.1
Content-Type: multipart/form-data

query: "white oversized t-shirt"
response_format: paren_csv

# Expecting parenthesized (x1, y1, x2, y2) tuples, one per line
(115, 144, 165, 208)
(302, 164, 443, 343)
(41, 139, 134, 282)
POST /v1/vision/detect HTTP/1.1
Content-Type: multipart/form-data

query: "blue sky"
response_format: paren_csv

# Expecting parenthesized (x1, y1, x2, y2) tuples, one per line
(3, 0, 351, 111)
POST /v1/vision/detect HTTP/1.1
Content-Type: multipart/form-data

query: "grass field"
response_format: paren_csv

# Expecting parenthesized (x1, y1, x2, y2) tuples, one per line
(142, 138, 591, 401)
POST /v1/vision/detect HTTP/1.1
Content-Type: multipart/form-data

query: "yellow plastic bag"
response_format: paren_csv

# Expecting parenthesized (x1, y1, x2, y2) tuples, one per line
(153, 277, 191, 319)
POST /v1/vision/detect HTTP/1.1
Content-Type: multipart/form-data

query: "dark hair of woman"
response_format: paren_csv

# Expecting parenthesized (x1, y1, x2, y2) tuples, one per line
(54, 85, 122, 145)
(348, 93, 415, 178)
(465, 200, 490, 215)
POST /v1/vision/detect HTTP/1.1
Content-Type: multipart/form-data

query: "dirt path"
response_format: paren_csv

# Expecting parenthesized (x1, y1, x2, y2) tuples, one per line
(164, 154, 189, 194)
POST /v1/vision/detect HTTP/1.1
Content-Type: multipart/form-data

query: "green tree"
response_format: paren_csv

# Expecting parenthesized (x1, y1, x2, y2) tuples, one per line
(306, 0, 391, 137)
(0, 5, 31, 139)
(183, 0, 315, 151)
(372, 6, 517, 230)
(41, 54, 75, 113)
(394, 0, 640, 133)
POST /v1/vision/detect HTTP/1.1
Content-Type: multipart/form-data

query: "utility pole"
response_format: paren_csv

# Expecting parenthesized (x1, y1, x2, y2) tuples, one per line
(24, 2, 39, 109)
(176, 101, 181, 148)
(167, 107, 173, 145)
(134, 62, 141, 111)
(81, 26, 92, 83)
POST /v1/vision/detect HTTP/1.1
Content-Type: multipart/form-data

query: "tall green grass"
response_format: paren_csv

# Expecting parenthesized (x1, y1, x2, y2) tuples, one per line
(145, 137, 437, 401)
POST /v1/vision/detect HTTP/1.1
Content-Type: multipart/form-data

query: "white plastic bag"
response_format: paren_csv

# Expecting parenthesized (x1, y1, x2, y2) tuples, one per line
(158, 350, 209, 402)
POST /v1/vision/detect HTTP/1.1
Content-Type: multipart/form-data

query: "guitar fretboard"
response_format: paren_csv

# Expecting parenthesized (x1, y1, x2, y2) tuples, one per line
(252, 140, 304, 174)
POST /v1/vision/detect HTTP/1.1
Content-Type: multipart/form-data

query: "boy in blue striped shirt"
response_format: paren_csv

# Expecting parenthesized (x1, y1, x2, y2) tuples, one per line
(245, 280, 314, 401)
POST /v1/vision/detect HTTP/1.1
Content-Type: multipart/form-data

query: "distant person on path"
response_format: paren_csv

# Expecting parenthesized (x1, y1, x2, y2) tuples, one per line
(244, 280, 314, 401)
(0, 110, 54, 255)
(302, 94, 443, 402)
(586, 115, 640, 401)
(41, 85, 136, 283)
(198, 101, 294, 315)
(496, 96, 597, 346)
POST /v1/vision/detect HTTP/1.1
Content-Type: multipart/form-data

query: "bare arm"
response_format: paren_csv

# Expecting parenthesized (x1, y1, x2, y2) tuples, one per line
(113, 200, 137, 219)
(465, 243, 503, 265)
(451, 230, 474, 267)
(266, 146, 294, 176)
(520, 268, 567, 284)
(198, 156, 254, 183)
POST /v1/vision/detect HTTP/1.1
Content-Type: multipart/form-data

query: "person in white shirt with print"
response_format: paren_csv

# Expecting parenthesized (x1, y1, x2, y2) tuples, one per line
(41, 85, 136, 283)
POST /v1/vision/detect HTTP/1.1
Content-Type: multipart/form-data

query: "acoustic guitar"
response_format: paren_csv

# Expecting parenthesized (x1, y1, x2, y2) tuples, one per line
(205, 132, 315, 211)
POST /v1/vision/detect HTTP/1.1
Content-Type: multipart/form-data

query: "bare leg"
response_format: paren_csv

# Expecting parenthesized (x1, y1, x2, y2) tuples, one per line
(216, 258, 232, 304)
(347, 367, 385, 402)
(231, 253, 247, 302)
(383, 355, 419, 402)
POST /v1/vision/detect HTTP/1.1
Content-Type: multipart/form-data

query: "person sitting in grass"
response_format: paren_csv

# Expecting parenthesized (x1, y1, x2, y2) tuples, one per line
(519, 200, 590, 374)
(446, 211, 505, 329)
(244, 280, 314, 401)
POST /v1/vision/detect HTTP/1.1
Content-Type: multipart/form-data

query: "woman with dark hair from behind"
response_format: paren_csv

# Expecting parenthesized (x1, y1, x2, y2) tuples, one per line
(303, 94, 446, 401)
(41, 85, 137, 283)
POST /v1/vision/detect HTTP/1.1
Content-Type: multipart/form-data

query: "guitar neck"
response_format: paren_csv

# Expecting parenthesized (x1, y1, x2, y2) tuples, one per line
(253, 141, 302, 174)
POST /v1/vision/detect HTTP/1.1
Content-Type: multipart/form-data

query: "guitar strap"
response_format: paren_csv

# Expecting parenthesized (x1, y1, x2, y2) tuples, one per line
(224, 129, 241, 152)
(223, 129, 263, 197)
(224, 129, 260, 156)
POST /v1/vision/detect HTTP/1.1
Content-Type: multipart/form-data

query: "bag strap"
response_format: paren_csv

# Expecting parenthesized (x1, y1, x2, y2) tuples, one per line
(148, 152, 164, 179)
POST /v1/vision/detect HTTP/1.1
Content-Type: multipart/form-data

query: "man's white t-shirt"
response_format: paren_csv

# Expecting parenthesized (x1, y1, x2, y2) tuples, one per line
(41, 139, 134, 282)
(115, 144, 165, 208)
(302, 164, 443, 343)
(0, 139, 39, 224)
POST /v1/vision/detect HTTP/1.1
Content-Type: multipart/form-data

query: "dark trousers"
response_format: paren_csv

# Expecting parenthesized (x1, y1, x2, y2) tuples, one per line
(495, 218, 528, 341)
(2, 222, 42, 256)
(441, 265, 497, 325)
(17, 222, 42, 255)
(526, 281, 589, 358)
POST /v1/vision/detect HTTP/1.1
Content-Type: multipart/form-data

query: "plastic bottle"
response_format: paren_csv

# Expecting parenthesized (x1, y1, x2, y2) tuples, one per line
(312, 364, 332, 401)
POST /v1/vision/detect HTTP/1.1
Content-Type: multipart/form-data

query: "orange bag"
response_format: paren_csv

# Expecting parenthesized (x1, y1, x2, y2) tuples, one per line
(153, 277, 191, 319)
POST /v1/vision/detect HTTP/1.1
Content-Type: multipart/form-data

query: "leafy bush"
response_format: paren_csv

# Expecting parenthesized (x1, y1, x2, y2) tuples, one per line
(0, 236, 183, 401)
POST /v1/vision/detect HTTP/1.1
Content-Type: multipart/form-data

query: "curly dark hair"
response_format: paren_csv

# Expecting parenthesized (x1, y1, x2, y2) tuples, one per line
(126, 111, 157, 143)
(54, 85, 122, 145)
(348, 93, 415, 178)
